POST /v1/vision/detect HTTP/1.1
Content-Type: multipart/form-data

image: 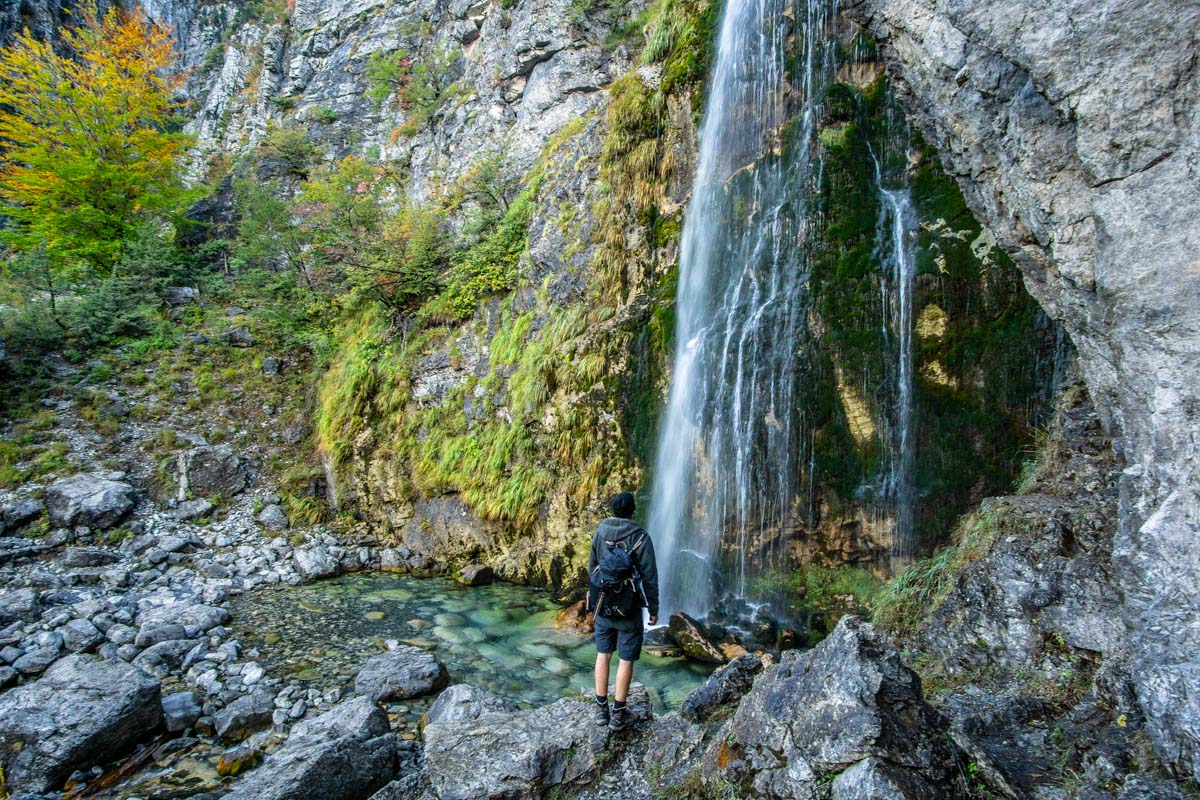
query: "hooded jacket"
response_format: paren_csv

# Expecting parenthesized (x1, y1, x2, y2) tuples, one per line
(588, 517, 659, 627)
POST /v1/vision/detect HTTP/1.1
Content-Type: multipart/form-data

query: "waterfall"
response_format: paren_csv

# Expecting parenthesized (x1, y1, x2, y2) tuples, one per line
(647, 0, 834, 618)
(879, 185, 917, 561)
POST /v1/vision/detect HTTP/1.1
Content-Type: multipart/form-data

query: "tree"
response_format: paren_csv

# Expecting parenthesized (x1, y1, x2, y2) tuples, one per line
(0, 3, 194, 278)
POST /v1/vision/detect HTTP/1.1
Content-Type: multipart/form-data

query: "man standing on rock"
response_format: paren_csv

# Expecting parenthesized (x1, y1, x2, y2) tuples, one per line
(588, 491, 658, 731)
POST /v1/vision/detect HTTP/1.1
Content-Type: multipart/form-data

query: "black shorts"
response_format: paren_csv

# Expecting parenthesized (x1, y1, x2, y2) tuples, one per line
(594, 618, 643, 661)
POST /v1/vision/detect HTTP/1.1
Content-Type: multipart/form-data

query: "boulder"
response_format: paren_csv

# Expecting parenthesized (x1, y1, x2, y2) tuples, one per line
(710, 617, 961, 798)
(424, 684, 517, 725)
(133, 639, 197, 677)
(222, 325, 254, 347)
(60, 619, 103, 653)
(171, 498, 214, 521)
(294, 546, 339, 580)
(0, 655, 162, 792)
(2, 498, 44, 532)
(62, 546, 121, 567)
(216, 689, 277, 741)
(179, 446, 248, 498)
(257, 503, 289, 531)
(680, 652, 764, 723)
(668, 612, 727, 664)
(137, 602, 230, 635)
(457, 564, 494, 586)
(13, 646, 60, 675)
(45, 474, 134, 530)
(221, 697, 404, 800)
(354, 645, 448, 702)
(162, 691, 202, 733)
(424, 697, 607, 800)
(163, 286, 199, 306)
(0, 587, 40, 625)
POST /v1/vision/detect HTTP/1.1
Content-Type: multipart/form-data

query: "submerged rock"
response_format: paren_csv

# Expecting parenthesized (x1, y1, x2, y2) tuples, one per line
(668, 612, 727, 664)
(354, 645, 448, 702)
(424, 696, 607, 800)
(555, 599, 594, 634)
(0, 655, 162, 792)
(45, 474, 134, 530)
(222, 697, 406, 800)
(710, 616, 961, 798)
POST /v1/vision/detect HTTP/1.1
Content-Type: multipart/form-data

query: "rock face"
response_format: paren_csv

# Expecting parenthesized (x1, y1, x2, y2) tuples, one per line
(0, 655, 163, 793)
(845, 0, 1200, 775)
(680, 652, 764, 723)
(424, 697, 607, 800)
(354, 645, 448, 702)
(222, 697, 404, 800)
(710, 617, 961, 798)
(45, 473, 135, 529)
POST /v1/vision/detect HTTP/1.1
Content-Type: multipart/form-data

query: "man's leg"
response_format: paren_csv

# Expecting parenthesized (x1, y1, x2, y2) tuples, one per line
(594, 651, 613, 698)
(614, 658, 634, 703)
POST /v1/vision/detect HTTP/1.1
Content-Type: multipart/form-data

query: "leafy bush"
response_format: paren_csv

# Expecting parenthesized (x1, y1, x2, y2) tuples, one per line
(257, 124, 318, 179)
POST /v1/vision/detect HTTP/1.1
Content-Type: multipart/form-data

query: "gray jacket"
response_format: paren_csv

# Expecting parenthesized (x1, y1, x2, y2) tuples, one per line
(588, 517, 659, 620)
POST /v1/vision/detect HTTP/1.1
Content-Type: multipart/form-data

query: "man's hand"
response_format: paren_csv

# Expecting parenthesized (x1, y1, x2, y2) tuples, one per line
(648, 615, 658, 626)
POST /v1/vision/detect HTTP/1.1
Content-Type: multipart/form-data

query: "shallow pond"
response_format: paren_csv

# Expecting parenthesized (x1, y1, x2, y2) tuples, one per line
(229, 573, 713, 716)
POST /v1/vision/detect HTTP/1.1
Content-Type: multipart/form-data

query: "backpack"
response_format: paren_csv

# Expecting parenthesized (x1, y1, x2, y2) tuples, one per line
(588, 535, 647, 620)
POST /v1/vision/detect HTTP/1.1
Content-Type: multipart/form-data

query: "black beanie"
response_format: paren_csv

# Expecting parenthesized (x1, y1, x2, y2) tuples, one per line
(611, 492, 636, 519)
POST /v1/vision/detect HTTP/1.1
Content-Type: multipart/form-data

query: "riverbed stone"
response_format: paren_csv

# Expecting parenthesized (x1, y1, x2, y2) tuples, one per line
(710, 617, 959, 797)
(162, 691, 203, 733)
(13, 646, 60, 675)
(60, 618, 103, 653)
(2, 498, 44, 532)
(62, 546, 121, 567)
(216, 688, 277, 741)
(294, 545, 339, 580)
(0, 654, 162, 792)
(257, 503, 289, 531)
(354, 645, 448, 702)
(0, 587, 40, 625)
(45, 474, 134, 530)
(424, 696, 607, 800)
(172, 498, 214, 521)
(137, 602, 230, 635)
(222, 696, 404, 800)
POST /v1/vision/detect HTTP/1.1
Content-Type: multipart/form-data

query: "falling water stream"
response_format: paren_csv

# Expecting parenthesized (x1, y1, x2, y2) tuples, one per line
(648, 0, 836, 618)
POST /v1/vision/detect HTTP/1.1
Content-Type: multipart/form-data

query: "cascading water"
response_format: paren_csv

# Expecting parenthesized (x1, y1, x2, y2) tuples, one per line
(647, 0, 835, 619)
(878, 182, 917, 562)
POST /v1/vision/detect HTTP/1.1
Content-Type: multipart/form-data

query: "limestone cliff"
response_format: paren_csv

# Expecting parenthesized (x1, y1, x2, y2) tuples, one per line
(845, 0, 1200, 778)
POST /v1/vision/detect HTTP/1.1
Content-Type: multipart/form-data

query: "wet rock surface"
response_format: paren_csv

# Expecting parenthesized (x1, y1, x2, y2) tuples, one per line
(0, 655, 163, 792)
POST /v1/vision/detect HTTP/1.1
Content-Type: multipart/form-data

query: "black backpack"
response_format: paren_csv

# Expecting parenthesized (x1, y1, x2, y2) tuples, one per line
(588, 535, 647, 620)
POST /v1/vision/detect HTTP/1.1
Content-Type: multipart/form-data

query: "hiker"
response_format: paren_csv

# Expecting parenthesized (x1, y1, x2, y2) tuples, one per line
(587, 491, 659, 731)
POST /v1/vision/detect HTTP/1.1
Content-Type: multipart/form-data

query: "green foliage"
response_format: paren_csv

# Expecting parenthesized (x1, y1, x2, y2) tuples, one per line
(748, 563, 884, 618)
(0, 4, 197, 277)
(311, 106, 339, 124)
(366, 47, 460, 136)
(257, 124, 319, 179)
(229, 178, 306, 275)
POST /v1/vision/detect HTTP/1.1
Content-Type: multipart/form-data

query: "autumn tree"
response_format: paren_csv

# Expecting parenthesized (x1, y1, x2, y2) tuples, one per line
(0, 3, 195, 279)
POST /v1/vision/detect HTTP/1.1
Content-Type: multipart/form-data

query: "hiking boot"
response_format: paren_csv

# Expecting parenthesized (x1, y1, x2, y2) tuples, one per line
(608, 706, 635, 732)
(593, 700, 610, 727)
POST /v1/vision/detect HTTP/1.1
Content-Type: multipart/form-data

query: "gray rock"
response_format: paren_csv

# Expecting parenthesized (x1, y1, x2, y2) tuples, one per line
(354, 645, 448, 702)
(2, 498, 44, 531)
(13, 647, 59, 675)
(45, 474, 134, 530)
(137, 602, 230, 635)
(845, 0, 1200, 775)
(262, 356, 283, 376)
(222, 325, 254, 347)
(0, 654, 162, 792)
(680, 652, 764, 723)
(164, 286, 200, 306)
(0, 588, 40, 625)
(221, 696, 402, 800)
(457, 564, 494, 586)
(216, 689, 277, 741)
(171, 499, 214, 521)
(831, 757, 944, 800)
(424, 696, 607, 800)
(62, 547, 121, 568)
(135, 623, 188, 648)
(60, 619, 103, 653)
(162, 691, 202, 733)
(424, 684, 517, 724)
(132, 639, 196, 677)
(710, 617, 959, 798)
(257, 503, 290, 531)
(178, 446, 248, 498)
(0, 665, 16, 689)
(294, 546, 339, 580)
